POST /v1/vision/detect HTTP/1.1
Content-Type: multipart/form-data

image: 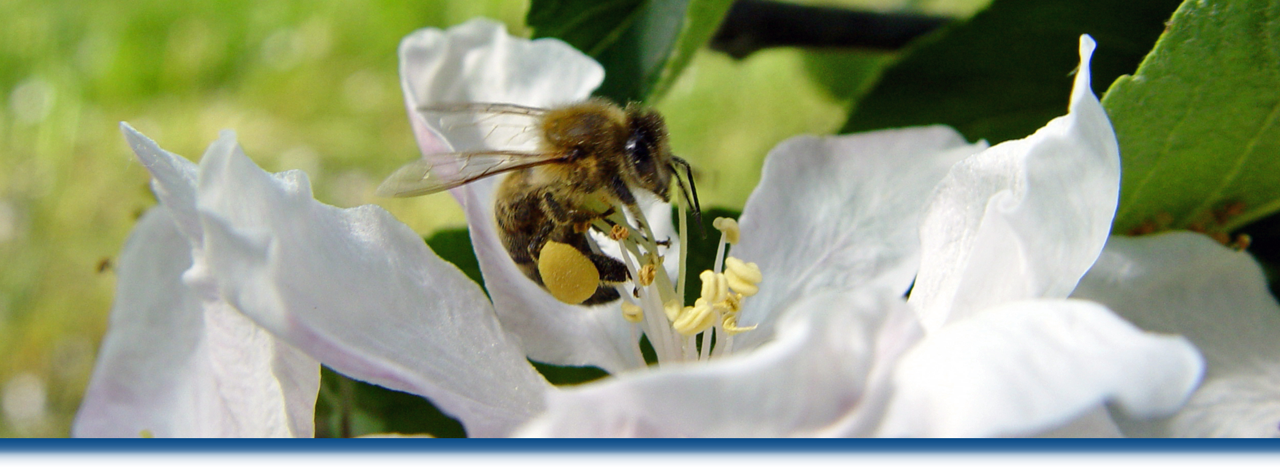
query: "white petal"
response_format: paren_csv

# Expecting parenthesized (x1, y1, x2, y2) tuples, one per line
(121, 123, 202, 245)
(74, 208, 319, 437)
(399, 19, 643, 372)
(461, 177, 653, 373)
(732, 129, 985, 349)
(1073, 232, 1280, 437)
(516, 289, 914, 437)
(876, 299, 1202, 437)
(908, 36, 1120, 331)
(188, 131, 549, 437)
(399, 18, 603, 155)
(1035, 406, 1123, 438)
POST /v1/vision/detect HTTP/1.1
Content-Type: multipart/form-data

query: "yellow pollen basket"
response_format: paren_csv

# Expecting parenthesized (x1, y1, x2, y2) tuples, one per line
(538, 241, 600, 305)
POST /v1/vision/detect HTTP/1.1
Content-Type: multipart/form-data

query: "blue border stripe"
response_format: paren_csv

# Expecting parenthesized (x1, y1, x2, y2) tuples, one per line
(1, 439, 1279, 452)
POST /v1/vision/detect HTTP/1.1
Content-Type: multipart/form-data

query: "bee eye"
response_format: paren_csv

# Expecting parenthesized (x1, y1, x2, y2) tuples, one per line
(625, 132, 655, 176)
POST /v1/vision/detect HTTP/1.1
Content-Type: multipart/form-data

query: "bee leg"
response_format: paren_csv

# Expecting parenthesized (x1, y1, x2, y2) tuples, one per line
(526, 221, 555, 264)
(588, 252, 630, 284)
(582, 286, 621, 306)
(541, 191, 598, 225)
(607, 178, 649, 232)
(560, 232, 630, 284)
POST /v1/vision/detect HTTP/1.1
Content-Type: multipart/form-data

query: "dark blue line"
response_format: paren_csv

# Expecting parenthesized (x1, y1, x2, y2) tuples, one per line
(0, 439, 1279, 452)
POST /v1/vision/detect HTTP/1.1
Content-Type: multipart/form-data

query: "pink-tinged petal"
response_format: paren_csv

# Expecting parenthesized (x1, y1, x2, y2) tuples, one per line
(399, 19, 646, 373)
(74, 208, 319, 437)
(1073, 232, 1280, 437)
(188, 130, 548, 437)
(732, 129, 985, 350)
(908, 36, 1120, 331)
(876, 299, 1202, 437)
(516, 289, 913, 437)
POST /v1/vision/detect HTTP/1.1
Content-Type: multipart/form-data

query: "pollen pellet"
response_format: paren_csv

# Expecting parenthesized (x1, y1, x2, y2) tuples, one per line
(538, 241, 600, 305)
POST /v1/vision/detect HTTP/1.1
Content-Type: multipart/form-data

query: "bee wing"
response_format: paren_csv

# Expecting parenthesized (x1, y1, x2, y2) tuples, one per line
(415, 103, 548, 154)
(376, 150, 566, 198)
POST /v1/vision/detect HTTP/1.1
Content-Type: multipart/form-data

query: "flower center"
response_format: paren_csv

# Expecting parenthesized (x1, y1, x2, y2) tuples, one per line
(581, 195, 762, 365)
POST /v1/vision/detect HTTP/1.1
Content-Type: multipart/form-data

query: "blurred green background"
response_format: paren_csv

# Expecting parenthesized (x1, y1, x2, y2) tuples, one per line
(0, 0, 986, 436)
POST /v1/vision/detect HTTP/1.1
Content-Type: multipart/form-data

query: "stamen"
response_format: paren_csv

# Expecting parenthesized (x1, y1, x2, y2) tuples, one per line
(724, 257, 762, 297)
(676, 181, 690, 302)
(722, 314, 757, 335)
(699, 270, 728, 304)
(712, 217, 740, 245)
(663, 299, 683, 322)
(594, 198, 759, 362)
(673, 299, 717, 336)
(621, 301, 644, 323)
(637, 264, 657, 287)
(609, 224, 629, 241)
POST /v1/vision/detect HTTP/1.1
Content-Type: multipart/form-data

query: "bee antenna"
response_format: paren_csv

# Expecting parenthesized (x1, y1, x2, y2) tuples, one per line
(671, 157, 706, 238)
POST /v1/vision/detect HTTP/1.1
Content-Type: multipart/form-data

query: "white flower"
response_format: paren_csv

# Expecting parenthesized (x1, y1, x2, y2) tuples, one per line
(74, 134, 322, 438)
(79, 19, 1261, 438)
(75, 122, 549, 437)
(1073, 233, 1280, 437)
(515, 33, 1202, 437)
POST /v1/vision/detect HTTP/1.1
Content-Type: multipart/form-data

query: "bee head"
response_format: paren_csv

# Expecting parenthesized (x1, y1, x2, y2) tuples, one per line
(624, 104, 703, 234)
(622, 105, 675, 200)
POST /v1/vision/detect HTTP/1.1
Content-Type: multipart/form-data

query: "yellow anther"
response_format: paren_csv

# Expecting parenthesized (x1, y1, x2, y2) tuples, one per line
(621, 301, 644, 323)
(664, 299, 684, 322)
(538, 241, 600, 305)
(609, 224, 629, 241)
(139, 429, 154, 438)
(724, 257, 762, 297)
(712, 217, 740, 244)
(673, 300, 717, 336)
(722, 314, 757, 335)
(699, 270, 728, 303)
(724, 257, 762, 283)
(637, 264, 656, 286)
(723, 293, 742, 313)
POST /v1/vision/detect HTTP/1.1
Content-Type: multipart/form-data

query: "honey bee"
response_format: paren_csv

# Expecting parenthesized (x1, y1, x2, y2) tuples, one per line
(378, 98, 701, 305)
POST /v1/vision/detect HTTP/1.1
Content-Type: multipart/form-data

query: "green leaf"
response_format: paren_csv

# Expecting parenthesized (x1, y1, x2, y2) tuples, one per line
(1105, 0, 1280, 234)
(528, 0, 734, 103)
(315, 367, 466, 438)
(426, 229, 485, 293)
(840, 0, 1182, 144)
